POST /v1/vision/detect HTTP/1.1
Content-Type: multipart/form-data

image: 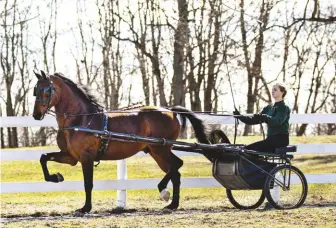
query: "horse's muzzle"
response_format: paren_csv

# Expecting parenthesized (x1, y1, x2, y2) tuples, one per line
(33, 114, 43, 120)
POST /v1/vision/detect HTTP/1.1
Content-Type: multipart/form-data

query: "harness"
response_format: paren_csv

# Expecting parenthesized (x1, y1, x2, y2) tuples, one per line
(94, 113, 110, 167)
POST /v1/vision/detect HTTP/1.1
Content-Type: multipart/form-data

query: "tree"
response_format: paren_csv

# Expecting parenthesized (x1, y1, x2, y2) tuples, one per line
(36, 0, 59, 146)
(295, 0, 336, 23)
(111, 0, 168, 106)
(72, 0, 100, 86)
(172, 0, 188, 106)
(1, 0, 20, 147)
(239, 0, 273, 135)
(97, 0, 124, 109)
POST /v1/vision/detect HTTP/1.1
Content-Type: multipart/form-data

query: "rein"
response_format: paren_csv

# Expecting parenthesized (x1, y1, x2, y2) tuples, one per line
(47, 109, 243, 118)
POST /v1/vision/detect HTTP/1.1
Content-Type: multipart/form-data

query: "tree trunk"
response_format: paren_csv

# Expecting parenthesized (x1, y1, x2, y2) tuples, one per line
(204, 2, 220, 112)
(240, 0, 270, 135)
(172, 0, 188, 106)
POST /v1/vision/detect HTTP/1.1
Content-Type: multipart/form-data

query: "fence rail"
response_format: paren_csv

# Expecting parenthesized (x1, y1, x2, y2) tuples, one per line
(1, 113, 335, 128)
(1, 143, 336, 161)
(2, 174, 336, 194)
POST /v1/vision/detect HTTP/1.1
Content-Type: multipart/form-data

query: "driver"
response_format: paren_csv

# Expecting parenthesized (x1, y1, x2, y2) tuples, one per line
(233, 82, 290, 153)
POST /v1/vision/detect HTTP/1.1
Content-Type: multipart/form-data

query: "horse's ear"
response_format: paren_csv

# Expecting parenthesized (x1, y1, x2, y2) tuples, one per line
(34, 71, 42, 79)
(40, 70, 48, 79)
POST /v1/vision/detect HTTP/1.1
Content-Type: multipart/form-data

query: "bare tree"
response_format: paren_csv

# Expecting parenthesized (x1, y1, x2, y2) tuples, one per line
(1, 0, 19, 147)
(172, 0, 188, 106)
(296, 26, 335, 135)
(0, 103, 4, 148)
(96, 0, 125, 109)
(186, 0, 234, 112)
(72, 0, 100, 86)
(295, 0, 336, 23)
(239, 0, 273, 135)
(36, 0, 59, 146)
(111, 0, 168, 106)
(134, 1, 150, 105)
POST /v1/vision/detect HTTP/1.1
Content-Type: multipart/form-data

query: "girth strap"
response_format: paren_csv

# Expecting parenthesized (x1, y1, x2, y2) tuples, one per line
(94, 113, 110, 167)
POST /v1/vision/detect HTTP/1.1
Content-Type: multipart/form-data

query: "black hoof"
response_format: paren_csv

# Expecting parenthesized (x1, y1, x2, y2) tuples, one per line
(47, 173, 64, 183)
(164, 202, 179, 210)
(73, 211, 85, 217)
(75, 205, 92, 214)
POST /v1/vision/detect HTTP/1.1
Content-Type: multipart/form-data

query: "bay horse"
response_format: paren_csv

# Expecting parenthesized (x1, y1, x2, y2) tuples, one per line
(32, 71, 212, 213)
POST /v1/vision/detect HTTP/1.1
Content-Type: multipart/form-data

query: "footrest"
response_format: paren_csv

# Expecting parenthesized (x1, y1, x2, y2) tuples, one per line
(275, 145, 297, 153)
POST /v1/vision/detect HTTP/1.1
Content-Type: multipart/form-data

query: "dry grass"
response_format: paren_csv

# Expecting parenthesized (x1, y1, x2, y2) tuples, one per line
(1, 186, 335, 227)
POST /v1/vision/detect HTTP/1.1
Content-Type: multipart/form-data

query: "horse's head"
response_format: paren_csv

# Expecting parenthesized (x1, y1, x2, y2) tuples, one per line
(32, 70, 57, 120)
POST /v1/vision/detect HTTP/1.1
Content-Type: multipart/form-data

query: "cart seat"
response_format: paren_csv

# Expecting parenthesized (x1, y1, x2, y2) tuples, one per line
(275, 145, 297, 153)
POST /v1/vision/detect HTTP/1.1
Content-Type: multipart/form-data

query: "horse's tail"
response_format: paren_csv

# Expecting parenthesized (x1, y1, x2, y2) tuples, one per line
(169, 106, 209, 144)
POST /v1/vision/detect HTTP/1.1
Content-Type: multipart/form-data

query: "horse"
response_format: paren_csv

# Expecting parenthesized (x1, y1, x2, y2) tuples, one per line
(32, 71, 216, 213)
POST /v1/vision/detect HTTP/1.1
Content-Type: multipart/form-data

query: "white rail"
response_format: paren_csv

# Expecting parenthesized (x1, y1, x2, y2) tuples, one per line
(1, 144, 336, 162)
(1, 113, 335, 127)
(2, 174, 336, 194)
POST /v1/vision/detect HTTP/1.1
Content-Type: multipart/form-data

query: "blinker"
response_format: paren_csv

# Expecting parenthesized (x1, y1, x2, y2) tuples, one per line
(33, 86, 37, 96)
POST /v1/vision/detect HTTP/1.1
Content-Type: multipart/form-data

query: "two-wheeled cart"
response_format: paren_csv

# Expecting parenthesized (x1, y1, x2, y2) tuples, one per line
(69, 126, 308, 210)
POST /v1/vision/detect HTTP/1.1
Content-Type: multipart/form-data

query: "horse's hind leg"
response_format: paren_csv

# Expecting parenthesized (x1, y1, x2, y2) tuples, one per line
(40, 152, 77, 182)
(149, 146, 184, 210)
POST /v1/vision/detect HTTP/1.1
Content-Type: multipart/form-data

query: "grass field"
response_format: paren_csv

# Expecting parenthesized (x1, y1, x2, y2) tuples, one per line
(1, 136, 336, 227)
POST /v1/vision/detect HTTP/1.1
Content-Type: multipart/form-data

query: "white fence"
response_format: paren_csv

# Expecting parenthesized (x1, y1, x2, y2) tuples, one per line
(1, 114, 336, 208)
(1, 113, 336, 127)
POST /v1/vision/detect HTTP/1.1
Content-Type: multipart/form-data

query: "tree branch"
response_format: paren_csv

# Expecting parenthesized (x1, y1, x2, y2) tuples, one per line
(294, 16, 336, 23)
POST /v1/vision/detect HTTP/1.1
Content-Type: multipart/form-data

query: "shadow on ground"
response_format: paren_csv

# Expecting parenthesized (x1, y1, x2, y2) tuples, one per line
(2, 202, 335, 223)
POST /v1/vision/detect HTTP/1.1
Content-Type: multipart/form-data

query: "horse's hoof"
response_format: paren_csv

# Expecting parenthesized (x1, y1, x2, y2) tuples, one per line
(110, 207, 125, 214)
(48, 173, 64, 183)
(160, 189, 170, 202)
(74, 206, 91, 215)
(73, 211, 85, 217)
(56, 172, 64, 182)
(164, 202, 179, 211)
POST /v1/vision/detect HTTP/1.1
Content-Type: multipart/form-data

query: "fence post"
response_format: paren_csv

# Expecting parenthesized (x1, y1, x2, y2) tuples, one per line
(117, 159, 127, 208)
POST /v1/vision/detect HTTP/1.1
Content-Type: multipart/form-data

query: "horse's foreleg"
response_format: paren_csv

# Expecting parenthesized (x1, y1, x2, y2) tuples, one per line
(76, 151, 94, 213)
(40, 152, 77, 183)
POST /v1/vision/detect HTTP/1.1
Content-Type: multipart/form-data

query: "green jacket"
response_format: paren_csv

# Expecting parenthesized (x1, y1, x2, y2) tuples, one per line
(238, 100, 290, 136)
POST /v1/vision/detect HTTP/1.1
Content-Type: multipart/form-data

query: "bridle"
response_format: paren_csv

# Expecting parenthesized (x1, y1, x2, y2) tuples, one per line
(33, 78, 55, 118)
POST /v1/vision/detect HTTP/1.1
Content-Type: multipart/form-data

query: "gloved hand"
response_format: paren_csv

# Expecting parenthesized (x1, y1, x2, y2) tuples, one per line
(233, 109, 240, 116)
(254, 114, 269, 123)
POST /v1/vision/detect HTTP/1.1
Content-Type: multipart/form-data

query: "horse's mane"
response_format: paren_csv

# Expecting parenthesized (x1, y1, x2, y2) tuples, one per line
(53, 73, 103, 109)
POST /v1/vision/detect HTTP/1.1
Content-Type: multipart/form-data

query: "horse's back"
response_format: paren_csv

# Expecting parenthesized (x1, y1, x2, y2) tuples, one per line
(107, 106, 180, 139)
(102, 106, 180, 160)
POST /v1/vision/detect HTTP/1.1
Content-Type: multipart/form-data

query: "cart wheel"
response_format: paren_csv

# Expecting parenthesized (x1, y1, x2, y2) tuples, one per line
(264, 165, 308, 210)
(226, 189, 265, 209)
(209, 129, 230, 144)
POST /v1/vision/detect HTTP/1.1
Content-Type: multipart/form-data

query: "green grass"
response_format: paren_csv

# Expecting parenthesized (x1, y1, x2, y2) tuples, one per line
(1, 136, 336, 227)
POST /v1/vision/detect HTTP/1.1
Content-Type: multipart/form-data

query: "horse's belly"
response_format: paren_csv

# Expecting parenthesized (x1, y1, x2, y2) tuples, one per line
(101, 141, 145, 160)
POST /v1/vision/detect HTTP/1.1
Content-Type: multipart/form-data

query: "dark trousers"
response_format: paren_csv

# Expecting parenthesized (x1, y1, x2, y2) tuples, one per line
(245, 134, 289, 153)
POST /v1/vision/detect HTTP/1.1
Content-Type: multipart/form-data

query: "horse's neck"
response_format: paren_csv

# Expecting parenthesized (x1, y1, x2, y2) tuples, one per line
(54, 80, 96, 127)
